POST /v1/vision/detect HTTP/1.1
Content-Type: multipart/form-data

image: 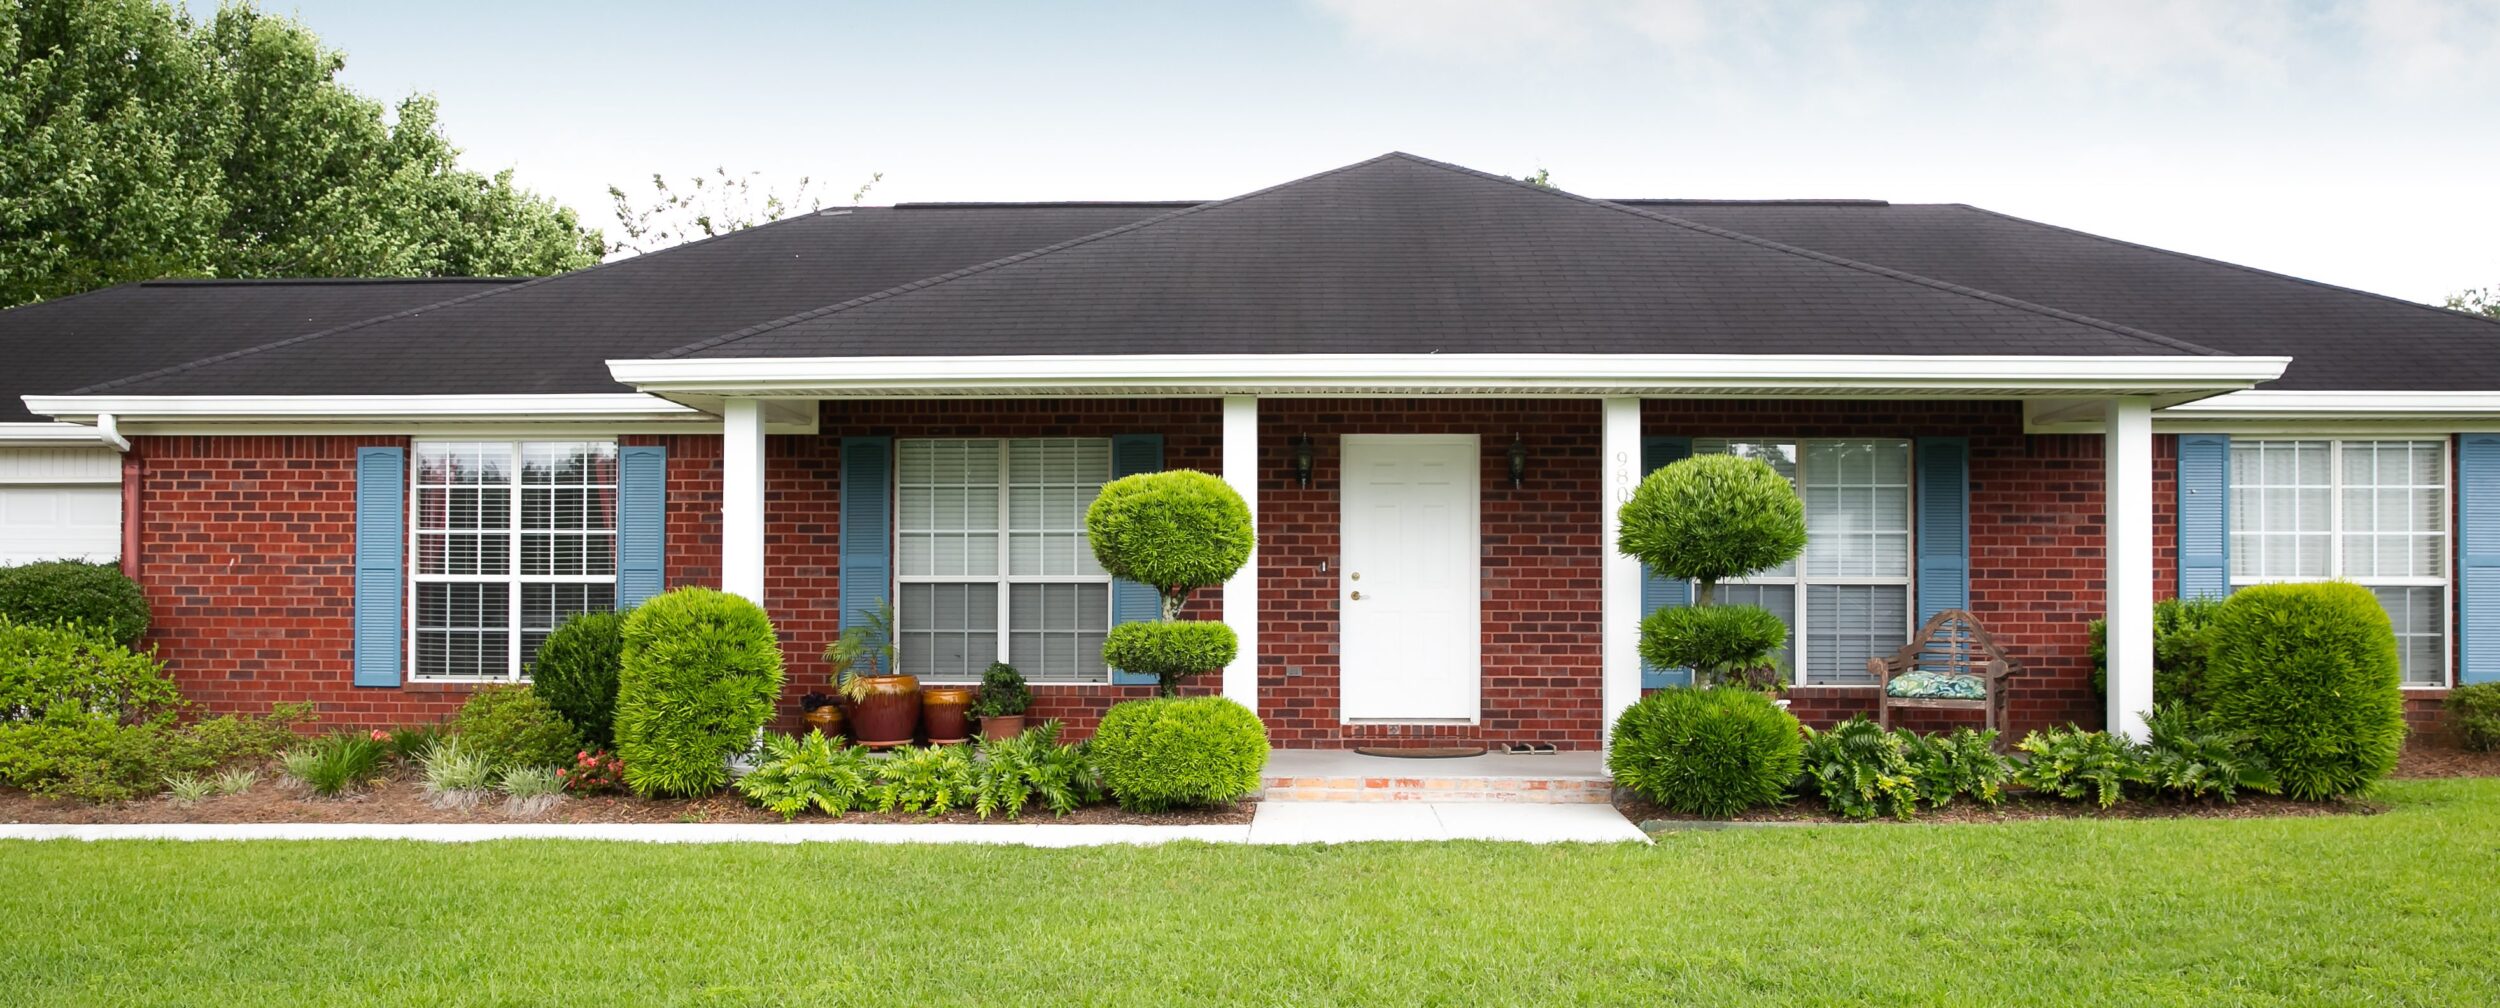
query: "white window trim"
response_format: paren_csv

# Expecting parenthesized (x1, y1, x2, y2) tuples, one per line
(1698, 438, 1917, 688)
(2226, 437, 2454, 689)
(893, 437, 1116, 685)
(406, 440, 618, 684)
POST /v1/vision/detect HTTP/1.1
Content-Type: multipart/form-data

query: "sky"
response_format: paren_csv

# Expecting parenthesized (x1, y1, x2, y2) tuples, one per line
(193, 0, 2500, 304)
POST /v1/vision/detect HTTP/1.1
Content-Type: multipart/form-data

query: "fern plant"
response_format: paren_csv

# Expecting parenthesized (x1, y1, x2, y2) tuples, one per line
(873, 743, 978, 816)
(2012, 726, 2148, 809)
(1899, 727, 2014, 811)
(1797, 718, 1919, 820)
(972, 722, 1100, 819)
(734, 731, 877, 820)
(2140, 702, 2279, 802)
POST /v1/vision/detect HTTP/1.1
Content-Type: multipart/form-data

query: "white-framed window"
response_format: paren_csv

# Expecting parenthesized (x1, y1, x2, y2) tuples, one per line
(895, 438, 1113, 683)
(1692, 439, 1914, 686)
(2229, 438, 2449, 687)
(410, 441, 617, 681)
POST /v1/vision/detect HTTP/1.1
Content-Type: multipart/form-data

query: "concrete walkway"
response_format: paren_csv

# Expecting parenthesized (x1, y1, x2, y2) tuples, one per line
(0, 803, 1647, 847)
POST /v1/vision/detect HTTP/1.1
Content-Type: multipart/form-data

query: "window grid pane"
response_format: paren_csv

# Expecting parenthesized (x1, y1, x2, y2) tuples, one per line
(2229, 439, 2449, 686)
(896, 438, 1116, 683)
(412, 441, 617, 681)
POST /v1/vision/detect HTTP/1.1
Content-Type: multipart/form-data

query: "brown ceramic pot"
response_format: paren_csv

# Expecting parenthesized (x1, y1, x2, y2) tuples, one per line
(978, 713, 1028, 741)
(849, 675, 921, 748)
(800, 704, 848, 742)
(921, 686, 976, 744)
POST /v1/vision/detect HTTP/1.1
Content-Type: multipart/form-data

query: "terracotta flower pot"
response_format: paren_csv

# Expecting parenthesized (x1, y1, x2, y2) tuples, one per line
(978, 713, 1028, 741)
(849, 675, 921, 748)
(801, 704, 848, 742)
(921, 686, 976, 745)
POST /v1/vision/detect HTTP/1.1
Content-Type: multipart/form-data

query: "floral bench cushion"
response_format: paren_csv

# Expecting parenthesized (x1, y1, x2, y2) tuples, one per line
(1884, 670, 1988, 700)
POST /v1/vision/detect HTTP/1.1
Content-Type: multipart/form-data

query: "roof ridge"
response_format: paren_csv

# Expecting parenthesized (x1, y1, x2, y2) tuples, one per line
(65, 209, 846, 395)
(1376, 153, 2237, 358)
(136, 277, 522, 287)
(1946, 204, 2500, 334)
(1607, 198, 1890, 207)
(652, 153, 1416, 359)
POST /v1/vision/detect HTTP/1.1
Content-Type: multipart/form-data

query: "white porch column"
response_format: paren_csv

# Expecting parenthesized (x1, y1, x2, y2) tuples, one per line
(1600, 396, 1644, 748)
(2104, 396, 2156, 741)
(1221, 395, 1260, 712)
(721, 398, 767, 604)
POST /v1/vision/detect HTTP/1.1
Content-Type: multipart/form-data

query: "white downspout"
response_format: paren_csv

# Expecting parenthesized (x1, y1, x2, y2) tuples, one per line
(94, 413, 132, 452)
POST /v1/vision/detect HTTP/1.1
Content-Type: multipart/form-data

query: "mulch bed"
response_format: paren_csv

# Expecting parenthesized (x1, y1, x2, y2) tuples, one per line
(2391, 744, 2500, 779)
(0, 765, 1254, 827)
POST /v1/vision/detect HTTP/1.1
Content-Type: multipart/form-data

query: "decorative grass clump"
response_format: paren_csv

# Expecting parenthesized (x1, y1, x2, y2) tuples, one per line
(1607, 687, 1802, 817)
(1089, 696, 1268, 812)
(2202, 581, 2405, 800)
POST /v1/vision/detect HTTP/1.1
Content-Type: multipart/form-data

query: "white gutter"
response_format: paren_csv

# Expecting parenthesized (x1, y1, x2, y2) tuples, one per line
(21, 393, 707, 425)
(2156, 390, 2500, 422)
(0, 422, 128, 445)
(605, 352, 2292, 399)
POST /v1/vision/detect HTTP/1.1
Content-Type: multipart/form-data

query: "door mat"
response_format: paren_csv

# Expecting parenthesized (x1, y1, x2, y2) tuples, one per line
(1351, 746, 1487, 759)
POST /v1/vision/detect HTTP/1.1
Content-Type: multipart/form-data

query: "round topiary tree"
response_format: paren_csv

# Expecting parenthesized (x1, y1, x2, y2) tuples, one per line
(1607, 686, 1803, 816)
(531, 611, 624, 748)
(613, 587, 786, 798)
(1089, 696, 1269, 812)
(1086, 470, 1254, 697)
(1616, 454, 1805, 688)
(2203, 581, 2405, 800)
(0, 559, 150, 646)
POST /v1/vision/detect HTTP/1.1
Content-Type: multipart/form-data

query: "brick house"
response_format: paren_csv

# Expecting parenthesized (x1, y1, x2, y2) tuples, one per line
(9, 153, 2497, 749)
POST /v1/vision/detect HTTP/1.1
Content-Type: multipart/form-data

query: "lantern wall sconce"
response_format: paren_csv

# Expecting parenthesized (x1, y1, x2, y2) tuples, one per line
(1291, 434, 1315, 488)
(1508, 433, 1528, 489)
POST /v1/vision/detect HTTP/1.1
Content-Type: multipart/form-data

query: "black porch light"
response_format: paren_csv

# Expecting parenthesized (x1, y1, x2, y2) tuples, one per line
(1508, 433, 1528, 489)
(1292, 434, 1315, 488)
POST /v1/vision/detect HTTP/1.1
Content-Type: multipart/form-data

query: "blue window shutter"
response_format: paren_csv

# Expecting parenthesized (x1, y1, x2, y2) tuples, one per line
(2175, 434, 2231, 601)
(2461, 434, 2500, 685)
(1108, 433, 1164, 685)
(1639, 436, 1692, 688)
(839, 437, 894, 639)
(353, 447, 406, 687)
(614, 444, 667, 611)
(1914, 437, 1971, 627)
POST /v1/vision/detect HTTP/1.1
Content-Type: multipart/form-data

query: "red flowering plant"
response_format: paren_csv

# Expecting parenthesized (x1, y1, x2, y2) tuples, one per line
(558, 750, 625, 794)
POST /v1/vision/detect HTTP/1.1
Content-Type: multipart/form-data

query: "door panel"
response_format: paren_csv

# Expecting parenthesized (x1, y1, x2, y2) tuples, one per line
(1339, 436, 1479, 721)
(0, 485, 120, 565)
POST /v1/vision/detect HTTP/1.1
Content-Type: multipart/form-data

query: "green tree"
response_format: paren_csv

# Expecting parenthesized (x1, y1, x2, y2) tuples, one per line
(606, 167, 881, 256)
(2447, 287, 2499, 320)
(1, 0, 602, 307)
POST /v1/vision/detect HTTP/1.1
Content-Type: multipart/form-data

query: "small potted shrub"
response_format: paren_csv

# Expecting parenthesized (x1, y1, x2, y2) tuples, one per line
(974, 662, 1032, 740)
(1086, 470, 1255, 697)
(829, 600, 915, 748)
(1615, 453, 1806, 692)
(799, 691, 847, 741)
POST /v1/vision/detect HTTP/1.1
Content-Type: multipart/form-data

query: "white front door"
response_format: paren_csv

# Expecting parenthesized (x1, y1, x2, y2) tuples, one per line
(1338, 435, 1480, 722)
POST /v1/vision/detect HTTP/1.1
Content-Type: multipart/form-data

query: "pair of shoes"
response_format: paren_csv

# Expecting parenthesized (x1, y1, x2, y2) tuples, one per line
(1505, 741, 1557, 755)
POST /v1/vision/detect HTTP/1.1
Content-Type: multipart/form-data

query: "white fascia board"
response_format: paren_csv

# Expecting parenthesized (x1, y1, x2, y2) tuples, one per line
(607, 353, 2292, 398)
(21, 393, 708, 426)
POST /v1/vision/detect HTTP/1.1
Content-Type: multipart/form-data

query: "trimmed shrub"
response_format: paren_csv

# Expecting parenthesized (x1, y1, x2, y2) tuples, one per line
(1607, 687, 1802, 817)
(614, 587, 786, 798)
(1090, 696, 1268, 812)
(532, 611, 624, 748)
(1085, 470, 1254, 599)
(1100, 620, 1238, 697)
(0, 559, 150, 645)
(1637, 604, 1787, 688)
(2088, 595, 2225, 711)
(450, 686, 579, 771)
(0, 717, 178, 803)
(2449, 683, 2500, 752)
(2203, 581, 2405, 800)
(1615, 454, 1806, 600)
(0, 616, 179, 723)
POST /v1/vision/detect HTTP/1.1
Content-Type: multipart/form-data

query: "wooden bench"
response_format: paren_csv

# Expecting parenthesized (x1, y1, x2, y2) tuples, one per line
(1869, 609, 2022, 734)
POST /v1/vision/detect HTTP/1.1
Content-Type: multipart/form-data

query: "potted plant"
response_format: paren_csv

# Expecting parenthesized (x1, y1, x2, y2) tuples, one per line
(921, 682, 975, 745)
(1616, 453, 1806, 694)
(829, 600, 917, 748)
(974, 662, 1032, 740)
(799, 691, 847, 740)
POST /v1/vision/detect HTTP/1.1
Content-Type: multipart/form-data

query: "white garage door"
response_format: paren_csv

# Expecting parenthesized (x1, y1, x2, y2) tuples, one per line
(0, 485, 121, 566)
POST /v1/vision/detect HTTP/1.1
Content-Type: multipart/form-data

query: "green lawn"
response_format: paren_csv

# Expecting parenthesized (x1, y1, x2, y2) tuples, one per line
(4, 780, 2496, 1007)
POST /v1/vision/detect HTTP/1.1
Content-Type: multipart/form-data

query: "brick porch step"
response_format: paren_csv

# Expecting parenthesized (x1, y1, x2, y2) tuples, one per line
(1260, 749, 1614, 803)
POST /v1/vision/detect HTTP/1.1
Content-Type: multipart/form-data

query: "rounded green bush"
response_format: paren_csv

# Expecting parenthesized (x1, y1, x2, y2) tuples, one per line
(2088, 595, 2224, 711)
(0, 560, 150, 645)
(1639, 604, 1786, 685)
(451, 686, 579, 771)
(1615, 454, 1806, 592)
(614, 588, 786, 798)
(1101, 620, 1237, 698)
(532, 611, 623, 748)
(2203, 581, 2405, 800)
(0, 615, 178, 724)
(1090, 696, 1269, 812)
(1607, 687, 1803, 817)
(1085, 470, 1253, 598)
(2450, 683, 2500, 753)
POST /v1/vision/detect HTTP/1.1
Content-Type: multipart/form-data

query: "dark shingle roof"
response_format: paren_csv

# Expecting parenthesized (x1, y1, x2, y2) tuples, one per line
(671, 154, 2210, 360)
(0, 278, 515, 422)
(1638, 201, 2500, 391)
(75, 204, 1180, 397)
